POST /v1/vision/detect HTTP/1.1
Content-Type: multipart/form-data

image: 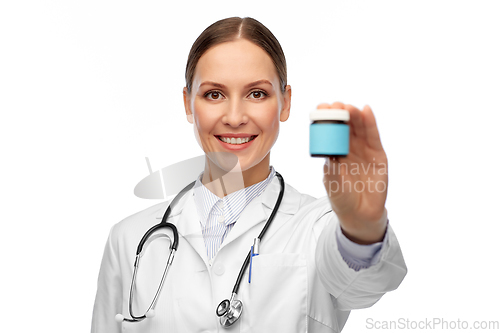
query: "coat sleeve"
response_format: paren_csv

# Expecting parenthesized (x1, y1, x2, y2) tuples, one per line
(315, 210, 407, 311)
(91, 224, 123, 333)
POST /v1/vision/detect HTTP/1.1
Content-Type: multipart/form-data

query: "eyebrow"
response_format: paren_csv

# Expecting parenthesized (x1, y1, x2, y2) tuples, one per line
(199, 79, 273, 89)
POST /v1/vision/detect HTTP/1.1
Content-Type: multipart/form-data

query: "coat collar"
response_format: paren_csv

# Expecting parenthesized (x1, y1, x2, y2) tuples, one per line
(154, 173, 300, 218)
(154, 173, 301, 265)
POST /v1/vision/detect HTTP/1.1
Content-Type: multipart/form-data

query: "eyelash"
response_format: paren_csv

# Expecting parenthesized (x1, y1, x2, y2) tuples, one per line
(204, 90, 269, 100)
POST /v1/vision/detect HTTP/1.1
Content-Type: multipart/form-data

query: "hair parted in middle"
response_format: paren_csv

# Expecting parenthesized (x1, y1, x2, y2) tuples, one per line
(185, 17, 287, 95)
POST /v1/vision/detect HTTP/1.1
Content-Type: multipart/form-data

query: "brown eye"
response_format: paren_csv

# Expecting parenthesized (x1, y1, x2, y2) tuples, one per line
(250, 90, 267, 99)
(205, 91, 223, 100)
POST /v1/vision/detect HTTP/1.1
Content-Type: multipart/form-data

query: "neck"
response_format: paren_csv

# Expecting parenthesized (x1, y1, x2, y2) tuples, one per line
(201, 153, 271, 198)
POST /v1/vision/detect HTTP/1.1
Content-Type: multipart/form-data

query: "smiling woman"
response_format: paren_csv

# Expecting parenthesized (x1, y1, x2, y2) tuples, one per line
(184, 36, 291, 193)
(91, 16, 407, 333)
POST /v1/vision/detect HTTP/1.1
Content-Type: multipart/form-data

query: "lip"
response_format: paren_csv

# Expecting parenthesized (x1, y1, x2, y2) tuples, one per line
(214, 135, 258, 151)
(216, 133, 257, 138)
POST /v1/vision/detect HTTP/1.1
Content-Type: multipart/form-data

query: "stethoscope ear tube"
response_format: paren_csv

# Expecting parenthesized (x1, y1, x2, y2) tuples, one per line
(118, 179, 195, 322)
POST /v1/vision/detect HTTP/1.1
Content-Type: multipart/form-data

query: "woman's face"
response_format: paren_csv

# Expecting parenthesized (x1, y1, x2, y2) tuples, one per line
(183, 39, 291, 178)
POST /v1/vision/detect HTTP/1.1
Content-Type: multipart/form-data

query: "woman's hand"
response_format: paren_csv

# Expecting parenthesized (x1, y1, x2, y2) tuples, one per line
(319, 102, 388, 244)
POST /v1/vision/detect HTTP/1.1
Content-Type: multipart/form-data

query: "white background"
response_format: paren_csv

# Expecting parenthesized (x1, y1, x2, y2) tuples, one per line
(1, 0, 499, 332)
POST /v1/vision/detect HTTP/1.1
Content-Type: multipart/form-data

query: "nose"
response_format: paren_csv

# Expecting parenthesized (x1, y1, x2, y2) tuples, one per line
(222, 100, 248, 127)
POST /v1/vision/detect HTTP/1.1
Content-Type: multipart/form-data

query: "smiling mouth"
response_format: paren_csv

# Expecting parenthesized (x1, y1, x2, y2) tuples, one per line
(215, 135, 257, 145)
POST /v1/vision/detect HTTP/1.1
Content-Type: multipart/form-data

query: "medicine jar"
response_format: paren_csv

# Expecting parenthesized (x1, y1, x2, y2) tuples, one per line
(309, 108, 350, 157)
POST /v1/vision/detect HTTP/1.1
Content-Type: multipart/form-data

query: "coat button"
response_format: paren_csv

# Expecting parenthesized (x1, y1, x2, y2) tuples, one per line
(213, 263, 225, 276)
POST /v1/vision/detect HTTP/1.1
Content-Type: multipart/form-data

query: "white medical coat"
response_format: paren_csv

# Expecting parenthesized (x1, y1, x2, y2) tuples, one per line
(91, 176, 407, 333)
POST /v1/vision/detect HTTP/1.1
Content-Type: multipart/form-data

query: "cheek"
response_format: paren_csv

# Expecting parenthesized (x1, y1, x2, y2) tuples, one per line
(258, 102, 280, 133)
(193, 102, 216, 134)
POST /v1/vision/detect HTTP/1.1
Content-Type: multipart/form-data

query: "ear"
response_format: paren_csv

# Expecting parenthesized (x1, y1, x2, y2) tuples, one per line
(280, 85, 292, 122)
(183, 87, 194, 124)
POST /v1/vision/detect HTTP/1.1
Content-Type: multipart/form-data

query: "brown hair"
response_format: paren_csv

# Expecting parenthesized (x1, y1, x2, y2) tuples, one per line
(185, 17, 287, 94)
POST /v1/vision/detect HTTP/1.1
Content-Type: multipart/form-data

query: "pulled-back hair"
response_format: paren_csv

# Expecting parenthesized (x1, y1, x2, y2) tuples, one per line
(185, 17, 287, 94)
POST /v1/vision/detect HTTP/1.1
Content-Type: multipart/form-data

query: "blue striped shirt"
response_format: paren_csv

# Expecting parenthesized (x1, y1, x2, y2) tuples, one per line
(192, 165, 384, 270)
(193, 165, 276, 261)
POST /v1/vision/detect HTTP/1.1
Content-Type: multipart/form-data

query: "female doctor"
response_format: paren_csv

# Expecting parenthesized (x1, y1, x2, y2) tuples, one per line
(91, 16, 407, 333)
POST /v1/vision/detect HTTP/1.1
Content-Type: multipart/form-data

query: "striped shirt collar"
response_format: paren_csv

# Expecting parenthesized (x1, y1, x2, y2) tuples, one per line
(193, 165, 276, 228)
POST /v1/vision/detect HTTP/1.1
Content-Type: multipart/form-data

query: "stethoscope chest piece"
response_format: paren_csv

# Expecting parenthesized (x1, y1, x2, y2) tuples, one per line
(217, 293, 243, 327)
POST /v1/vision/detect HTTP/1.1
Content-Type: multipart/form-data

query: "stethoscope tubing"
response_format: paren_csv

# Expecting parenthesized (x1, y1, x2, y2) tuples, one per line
(119, 181, 196, 322)
(231, 172, 284, 295)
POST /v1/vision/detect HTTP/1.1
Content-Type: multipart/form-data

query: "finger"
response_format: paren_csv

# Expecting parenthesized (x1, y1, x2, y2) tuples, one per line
(317, 101, 345, 109)
(317, 103, 331, 109)
(362, 105, 384, 151)
(344, 104, 366, 141)
(331, 101, 345, 109)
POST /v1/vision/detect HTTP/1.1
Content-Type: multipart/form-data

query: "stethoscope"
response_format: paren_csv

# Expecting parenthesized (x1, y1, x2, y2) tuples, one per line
(115, 171, 285, 328)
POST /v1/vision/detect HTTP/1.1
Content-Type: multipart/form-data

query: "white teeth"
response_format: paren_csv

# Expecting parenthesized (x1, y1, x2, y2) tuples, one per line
(218, 136, 255, 145)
